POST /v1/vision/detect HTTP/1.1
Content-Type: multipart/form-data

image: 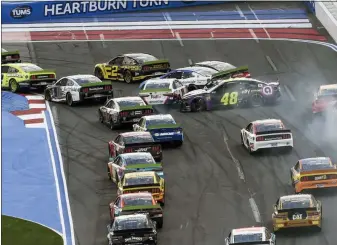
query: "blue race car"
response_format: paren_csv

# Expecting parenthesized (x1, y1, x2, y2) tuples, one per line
(132, 114, 183, 147)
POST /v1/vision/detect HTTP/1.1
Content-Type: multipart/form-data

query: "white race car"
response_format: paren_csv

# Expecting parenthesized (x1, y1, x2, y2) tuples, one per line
(139, 78, 188, 105)
(240, 119, 293, 153)
(225, 226, 276, 245)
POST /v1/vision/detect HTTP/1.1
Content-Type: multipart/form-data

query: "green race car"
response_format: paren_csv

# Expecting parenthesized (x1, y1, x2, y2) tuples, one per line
(1, 48, 21, 64)
(1, 63, 56, 92)
(94, 53, 171, 84)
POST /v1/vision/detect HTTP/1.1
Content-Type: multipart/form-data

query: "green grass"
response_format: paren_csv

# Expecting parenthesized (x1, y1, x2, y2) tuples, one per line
(1, 215, 63, 245)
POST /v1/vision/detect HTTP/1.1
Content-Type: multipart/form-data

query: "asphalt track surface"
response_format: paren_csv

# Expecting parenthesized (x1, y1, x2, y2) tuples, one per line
(3, 2, 337, 245)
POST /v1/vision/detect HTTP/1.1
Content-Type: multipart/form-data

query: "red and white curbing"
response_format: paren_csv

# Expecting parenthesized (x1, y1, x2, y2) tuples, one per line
(11, 95, 46, 128)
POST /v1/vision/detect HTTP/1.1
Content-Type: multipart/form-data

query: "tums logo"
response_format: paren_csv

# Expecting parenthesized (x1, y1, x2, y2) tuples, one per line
(10, 5, 32, 19)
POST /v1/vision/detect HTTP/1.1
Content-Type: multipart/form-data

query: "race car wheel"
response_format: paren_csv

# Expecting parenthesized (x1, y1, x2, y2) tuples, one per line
(191, 98, 205, 112)
(94, 68, 104, 80)
(66, 93, 74, 106)
(9, 79, 19, 93)
(240, 133, 244, 145)
(99, 111, 104, 123)
(250, 94, 264, 107)
(123, 70, 133, 84)
(45, 90, 52, 101)
(107, 166, 111, 180)
(174, 140, 183, 147)
(109, 119, 117, 130)
(187, 84, 198, 92)
(247, 140, 253, 154)
(157, 220, 163, 229)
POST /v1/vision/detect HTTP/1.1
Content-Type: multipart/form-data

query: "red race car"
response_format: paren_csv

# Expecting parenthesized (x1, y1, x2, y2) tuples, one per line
(312, 84, 337, 114)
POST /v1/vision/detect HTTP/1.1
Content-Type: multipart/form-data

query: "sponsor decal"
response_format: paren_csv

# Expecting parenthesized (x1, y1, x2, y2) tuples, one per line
(135, 148, 149, 152)
(89, 87, 103, 91)
(292, 213, 303, 220)
(315, 175, 327, 181)
(156, 132, 174, 136)
(262, 85, 273, 96)
(38, 75, 49, 78)
(125, 237, 143, 242)
(10, 5, 32, 19)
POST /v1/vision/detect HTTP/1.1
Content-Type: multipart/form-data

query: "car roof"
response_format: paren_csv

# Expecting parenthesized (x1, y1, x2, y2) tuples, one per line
(252, 119, 282, 125)
(299, 157, 333, 171)
(280, 194, 312, 203)
(147, 78, 175, 84)
(176, 66, 216, 73)
(114, 96, 143, 102)
(120, 192, 153, 199)
(142, 114, 174, 121)
(67, 74, 97, 79)
(124, 171, 156, 178)
(124, 53, 157, 60)
(320, 84, 337, 90)
(120, 152, 153, 158)
(6, 62, 36, 67)
(232, 227, 265, 235)
(120, 131, 152, 137)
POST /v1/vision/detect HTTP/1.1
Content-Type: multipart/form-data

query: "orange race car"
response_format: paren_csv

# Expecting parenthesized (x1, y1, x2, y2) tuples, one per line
(290, 157, 337, 193)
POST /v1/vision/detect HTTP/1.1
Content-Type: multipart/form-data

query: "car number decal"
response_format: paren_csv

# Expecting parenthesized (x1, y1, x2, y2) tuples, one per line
(221, 92, 238, 105)
(105, 65, 118, 78)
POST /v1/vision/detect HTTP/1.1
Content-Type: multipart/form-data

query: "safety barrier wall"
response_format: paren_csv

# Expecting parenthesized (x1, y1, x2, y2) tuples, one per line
(304, 0, 337, 43)
(1, 0, 226, 24)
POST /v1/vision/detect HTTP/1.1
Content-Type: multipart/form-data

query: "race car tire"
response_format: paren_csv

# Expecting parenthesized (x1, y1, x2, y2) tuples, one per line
(94, 68, 104, 80)
(109, 119, 117, 130)
(115, 170, 120, 184)
(45, 90, 52, 101)
(174, 140, 183, 147)
(107, 166, 111, 180)
(157, 220, 163, 229)
(187, 84, 198, 92)
(191, 98, 206, 112)
(247, 140, 253, 154)
(123, 70, 133, 84)
(250, 94, 264, 107)
(66, 93, 75, 106)
(9, 79, 19, 93)
(98, 111, 104, 123)
(240, 133, 244, 145)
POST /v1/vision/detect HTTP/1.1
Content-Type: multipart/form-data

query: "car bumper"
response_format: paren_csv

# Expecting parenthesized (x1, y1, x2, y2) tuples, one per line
(80, 90, 113, 100)
(295, 180, 337, 193)
(273, 218, 321, 231)
(152, 134, 183, 143)
(152, 193, 165, 203)
(252, 139, 293, 151)
(19, 79, 56, 87)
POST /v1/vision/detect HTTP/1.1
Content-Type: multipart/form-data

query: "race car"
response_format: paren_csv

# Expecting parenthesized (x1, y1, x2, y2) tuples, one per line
(139, 78, 188, 105)
(179, 77, 281, 112)
(117, 171, 165, 205)
(107, 152, 164, 183)
(272, 194, 322, 232)
(1, 48, 21, 64)
(240, 119, 293, 154)
(290, 157, 337, 193)
(99, 96, 154, 129)
(159, 65, 250, 90)
(312, 84, 337, 114)
(225, 226, 275, 244)
(108, 132, 162, 162)
(109, 192, 163, 228)
(133, 114, 183, 146)
(107, 214, 158, 245)
(44, 74, 113, 106)
(94, 53, 170, 84)
(1, 63, 56, 92)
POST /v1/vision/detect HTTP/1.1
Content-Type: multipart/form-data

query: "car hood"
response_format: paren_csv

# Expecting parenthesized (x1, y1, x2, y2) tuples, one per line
(182, 89, 208, 99)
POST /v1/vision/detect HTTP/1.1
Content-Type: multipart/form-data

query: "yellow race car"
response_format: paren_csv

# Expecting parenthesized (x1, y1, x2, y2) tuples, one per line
(117, 171, 165, 205)
(272, 194, 322, 232)
(1, 63, 56, 92)
(94, 53, 170, 84)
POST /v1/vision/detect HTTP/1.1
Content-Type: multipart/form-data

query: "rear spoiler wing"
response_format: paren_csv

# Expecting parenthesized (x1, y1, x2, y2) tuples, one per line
(123, 183, 160, 189)
(300, 168, 337, 174)
(147, 124, 182, 130)
(120, 105, 153, 111)
(142, 59, 170, 66)
(255, 129, 291, 135)
(125, 142, 160, 148)
(125, 163, 163, 170)
(211, 66, 249, 80)
(28, 69, 56, 75)
(121, 204, 161, 212)
(229, 242, 271, 245)
(112, 227, 153, 235)
(278, 207, 317, 213)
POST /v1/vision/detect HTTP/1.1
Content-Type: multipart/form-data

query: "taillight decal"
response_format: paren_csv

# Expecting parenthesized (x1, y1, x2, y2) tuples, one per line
(256, 136, 264, 141)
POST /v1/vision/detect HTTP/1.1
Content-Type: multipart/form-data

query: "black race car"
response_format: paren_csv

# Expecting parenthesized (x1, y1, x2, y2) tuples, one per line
(94, 53, 171, 84)
(107, 214, 157, 245)
(180, 77, 281, 112)
(108, 132, 162, 162)
(98, 96, 154, 129)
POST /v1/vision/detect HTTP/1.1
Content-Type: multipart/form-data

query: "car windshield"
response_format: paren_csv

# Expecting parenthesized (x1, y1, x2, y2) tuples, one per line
(18, 64, 43, 72)
(255, 122, 284, 133)
(233, 233, 263, 243)
(128, 54, 157, 63)
(72, 75, 102, 85)
(123, 196, 153, 206)
(147, 117, 176, 126)
(204, 80, 221, 90)
(210, 62, 235, 71)
(301, 158, 333, 171)
(117, 100, 145, 107)
(124, 135, 153, 144)
(124, 176, 154, 186)
(124, 154, 156, 165)
(281, 199, 311, 209)
(144, 82, 170, 90)
(113, 216, 151, 230)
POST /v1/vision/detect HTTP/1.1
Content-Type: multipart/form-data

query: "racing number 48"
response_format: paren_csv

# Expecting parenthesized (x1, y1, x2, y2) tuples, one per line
(221, 92, 238, 105)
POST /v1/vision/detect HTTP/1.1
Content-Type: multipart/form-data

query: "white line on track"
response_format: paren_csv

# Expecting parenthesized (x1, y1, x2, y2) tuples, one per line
(188, 59, 193, 65)
(163, 12, 175, 37)
(25, 95, 44, 100)
(26, 122, 45, 128)
(249, 29, 259, 43)
(99, 34, 107, 48)
(265, 55, 278, 71)
(29, 104, 46, 109)
(175, 32, 184, 46)
(236, 5, 259, 43)
(223, 134, 245, 180)
(283, 85, 296, 101)
(248, 5, 271, 39)
(235, 5, 245, 18)
(249, 198, 262, 223)
(17, 113, 43, 120)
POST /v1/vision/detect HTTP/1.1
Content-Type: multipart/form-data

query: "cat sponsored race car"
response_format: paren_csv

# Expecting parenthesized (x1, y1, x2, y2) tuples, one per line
(159, 64, 250, 89)
(312, 84, 337, 114)
(99, 96, 154, 129)
(1, 48, 21, 64)
(44, 75, 113, 106)
(180, 77, 281, 112)
(94, 53, 170, 84)
(139, 78, 188, 105)
(1, 63, 56, 92)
